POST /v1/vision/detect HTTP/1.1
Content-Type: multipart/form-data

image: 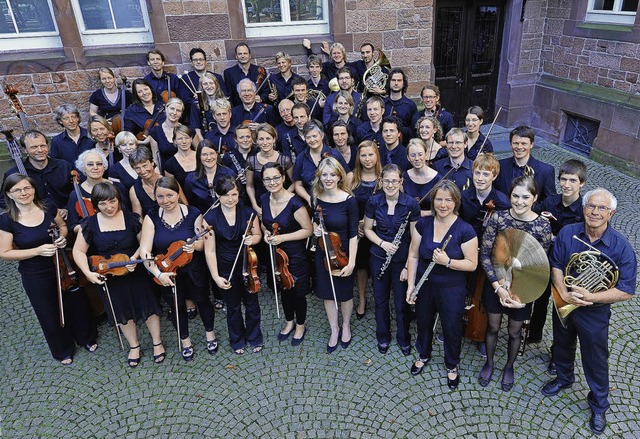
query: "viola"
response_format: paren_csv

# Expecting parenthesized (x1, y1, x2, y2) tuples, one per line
(71, 170, 96, 218)
(89, 254, 151, 277)
(47, 223, 88, 291)
(153, 225, 213, 285)
(137, 106, 165, 141)
(315, 206, 348, 274)
(242, 220, 260, 294)
(271, 223, 295, 290)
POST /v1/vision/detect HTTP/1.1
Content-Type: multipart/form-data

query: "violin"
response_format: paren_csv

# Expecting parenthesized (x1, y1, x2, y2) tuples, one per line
(271, 223, 295, 290)
(161, 74, 177, 103)
(48, 223, 88, 291)
(242, 104, 267, 125)
(242, 220, 260, 294)
(71, 170, 95, 218)
(153, 226, 213, 285)
(315, 206, 348, 274)
(481, 199, 496, 228)
(137, 106, 165, 141)
(89, 253, 151, 277)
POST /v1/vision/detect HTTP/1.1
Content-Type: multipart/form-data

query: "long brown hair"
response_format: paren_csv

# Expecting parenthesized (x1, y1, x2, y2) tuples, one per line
(3, 174, 45, 221)
(350, 140, 381, 192)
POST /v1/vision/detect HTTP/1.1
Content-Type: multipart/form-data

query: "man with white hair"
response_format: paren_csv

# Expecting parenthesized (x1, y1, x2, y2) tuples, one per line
(541, 188, 637, 435)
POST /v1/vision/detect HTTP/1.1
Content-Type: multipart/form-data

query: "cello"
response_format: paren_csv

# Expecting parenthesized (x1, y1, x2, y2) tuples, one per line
(152, 225, 213, 285)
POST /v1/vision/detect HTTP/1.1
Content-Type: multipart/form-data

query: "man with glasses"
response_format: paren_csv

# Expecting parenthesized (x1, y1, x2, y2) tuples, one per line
(323, 67, 361, 126)
(184, 47, 228, 98)
(433, 128, 473, 191)
(541, 188, 636, 436)
(2, 130, 73, 219)
(230, 79, 277, 129)
(494, 125, 556, 203)
(50, 104, 94, 165)
(411, 85, 454, 141)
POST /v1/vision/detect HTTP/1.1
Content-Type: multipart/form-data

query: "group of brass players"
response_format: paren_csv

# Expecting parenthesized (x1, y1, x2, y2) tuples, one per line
(0, 42, 636, 436)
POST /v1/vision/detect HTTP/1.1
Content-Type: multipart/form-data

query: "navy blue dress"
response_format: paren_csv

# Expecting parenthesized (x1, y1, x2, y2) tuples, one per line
(352, 179, 377, 270)
(163, 156, 193, 189)
(148, 125, 178, 168)
(402, 171, 442, 211)
(204, 204, 263, 350)
(66, 181, 129, 232)
(80, 210, 161, 326)
(89, 88, 133, 120)
(184, 166, 237, 215)
(131, 180, 157, 218)
(247, 153, 293, 208)
(314, 196, 359, 302)
(0, 203, 96, 360)
(108, 161, 139, 191)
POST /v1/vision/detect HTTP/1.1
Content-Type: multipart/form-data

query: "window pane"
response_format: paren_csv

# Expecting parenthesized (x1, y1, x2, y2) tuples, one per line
(78, 0, 115, 30)
(246, 0, 283, 24)
(6, 0, 56, 33)
(0, 1, 16, 34)
(112, 0, 145, 29)
(621, 0, 638, 12)
(591, 0, 615, 10)
(291, 0, 324, 22)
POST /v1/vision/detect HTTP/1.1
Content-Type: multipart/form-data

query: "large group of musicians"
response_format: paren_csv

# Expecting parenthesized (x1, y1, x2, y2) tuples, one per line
(0, 41, 636, 436)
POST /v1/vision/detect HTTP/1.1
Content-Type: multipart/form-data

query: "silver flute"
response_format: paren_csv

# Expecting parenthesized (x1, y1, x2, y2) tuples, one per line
(376, 214, 410, 280)
(408, 234, 452, 302)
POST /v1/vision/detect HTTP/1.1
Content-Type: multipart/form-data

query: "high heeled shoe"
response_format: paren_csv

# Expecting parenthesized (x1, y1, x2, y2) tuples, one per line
(447, 367, 459, 390)
(501, 366, 514, 392)
(153, 342, 166, 364)
(327, 330, 340, 354)
(181, 345, 194, 362)
(206, 339, 219, 355)
(410, 357, 430, 375)
(128, 345, 141, 368)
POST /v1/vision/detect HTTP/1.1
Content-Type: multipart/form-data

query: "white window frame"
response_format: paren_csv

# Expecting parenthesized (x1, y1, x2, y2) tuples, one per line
(586, 0, 638, 24)
(243, 0, 329, 38)
(0, 0, 62, 51)
(70, 0, 154, 46)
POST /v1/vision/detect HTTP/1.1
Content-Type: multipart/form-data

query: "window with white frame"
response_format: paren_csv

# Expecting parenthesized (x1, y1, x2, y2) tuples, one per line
(243, 0, 329, 38)
(70, 0, 153, 46)
(586, 0, 638, 24)
(0, 0, 61, 50)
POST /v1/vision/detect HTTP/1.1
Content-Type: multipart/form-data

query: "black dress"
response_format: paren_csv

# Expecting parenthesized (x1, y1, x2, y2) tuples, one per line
(80, 210, 161, 325)
(0, 203, 96, 360)
(314, 196, 359, 302)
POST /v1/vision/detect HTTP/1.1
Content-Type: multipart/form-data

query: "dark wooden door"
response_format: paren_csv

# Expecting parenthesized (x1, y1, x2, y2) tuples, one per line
(434, 0, 505, 127)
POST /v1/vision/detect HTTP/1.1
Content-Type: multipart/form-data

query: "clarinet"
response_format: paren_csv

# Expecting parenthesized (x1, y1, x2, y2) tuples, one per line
(286, 133, 297, 165)
(228, 151, 247, 185)
(196, 90, 209, 134)
(376, 214, 410, 280)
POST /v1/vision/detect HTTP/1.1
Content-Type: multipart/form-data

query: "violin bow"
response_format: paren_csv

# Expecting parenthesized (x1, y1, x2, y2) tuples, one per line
(48, 222, 66, 327)
(317, 208, 339, 310)
(267, 223, 281, 318)
(229, 213, 255, 283)
(171, 279, 181, 351)
(100, 279, 125, 350)
(476, 106, 502, 157)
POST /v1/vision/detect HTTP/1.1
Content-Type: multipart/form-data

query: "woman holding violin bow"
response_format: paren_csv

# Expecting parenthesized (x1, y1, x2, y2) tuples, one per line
(72, 182, 163, 367)
(203, 175, 264, 354)
(139, 176, 218, 361)
(0, 174, 97, 365)
(260, 163, 314, 345)
(148, 98, 184, 170)
(89, 115, 118, 166)
(311, 157, 359, 353)
(89, 67, 133, 121)
(124, 79, 166, 140)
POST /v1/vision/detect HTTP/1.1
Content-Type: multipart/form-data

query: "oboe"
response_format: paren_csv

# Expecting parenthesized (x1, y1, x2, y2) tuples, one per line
(376, 214, 410, 280)
(286, 133, 297, 165)
(228, 151, 247, 185)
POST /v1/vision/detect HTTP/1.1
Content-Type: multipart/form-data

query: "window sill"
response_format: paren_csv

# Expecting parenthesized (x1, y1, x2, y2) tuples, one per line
(82, 44, 154, 58)
(564, 19, 640, 42)
(224, 35, 333, 60)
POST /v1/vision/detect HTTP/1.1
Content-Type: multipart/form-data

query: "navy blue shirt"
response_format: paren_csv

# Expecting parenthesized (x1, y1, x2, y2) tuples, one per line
(143, 71, 190, 103)
(354, 122, 383, 146)
(231, 103, 277, 128)
(365, 191, 420, 262)
(280, 129, 306, 161)
(223, 64, 263, 107)
(204, 126, 236, 154)
(3, 158, 73, 209)
(292, 145, 350, 197)
(189, 103, 215, 133)
(466, 132, 493, 161)
(89, 88, 133, 120)
(379, 143, 410, 172)
(184, 70, 228, 98)
(535, 194, 584, 236)
(307, 77, 331, 96)
(269, 72, 301, 106)
(323, 91, 362, 126)
(148, 124, 177, 167)
(275, 122, 296, 152)
(49, 128, 95, 165)
(384, 96, 417, 139)
(184, 166, 237, 214)
(459, 187, 510, 238)
(411, 108, 454, 139)
(124, 102, 166, 136)
(495, 155, 556, 203)
(551, 223, 637, 296)
(108, 161, 138, 190)
(432, 157, 474, 191)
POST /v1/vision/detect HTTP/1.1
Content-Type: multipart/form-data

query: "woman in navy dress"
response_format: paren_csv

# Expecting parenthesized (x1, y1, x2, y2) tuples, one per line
(109, 131, 140, 190)
(148, 98, 184, 169)
(260, 162, 313, 345)
(89, 67, 133, 120)
(415, 116, 447, 167)
(164, 124, 197, 189)
(406, 180, 478, 389)
(329, 120, 358, 171)
(139, 176, 218, 360)
(403, 138, 442, 216)
(246, 123, 293, 217)
(478, 176, 552, 391)
(203, 176, 263, 354)
(190, 72, 226, 144)
(311, 157, 359, 353)
(89, 115, 120, 166)
(124, 79, 166, 139)
(73, 182, 163, 367)
(67, 148, 129, 234)
(349, 140, 381, 318)
(0, 174, 97, 365)
(464, 106, 493, 161)
(325, 91, 362, 134)
(364, 164, 420, 355)
(184, 140, 237, 215)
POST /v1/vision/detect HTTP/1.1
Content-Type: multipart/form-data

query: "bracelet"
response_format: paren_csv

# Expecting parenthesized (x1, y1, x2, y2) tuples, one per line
(494, 284, 503, 294)
(380, 239, 384, 247)
(155, 271, 162, 279)
(446, 258, 451, 268)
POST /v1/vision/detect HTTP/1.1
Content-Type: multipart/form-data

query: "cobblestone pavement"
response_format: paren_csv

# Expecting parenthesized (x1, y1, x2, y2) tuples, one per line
(1, 130, 638, 438)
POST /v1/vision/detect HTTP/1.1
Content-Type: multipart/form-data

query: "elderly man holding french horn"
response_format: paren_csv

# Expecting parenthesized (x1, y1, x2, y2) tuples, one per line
(541, 188, 637, 436)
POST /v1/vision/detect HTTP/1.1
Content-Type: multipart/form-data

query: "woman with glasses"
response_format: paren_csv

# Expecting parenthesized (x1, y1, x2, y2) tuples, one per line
(311, 157, 359, 353)
(260, 163, 313, 345)
(464, 106, 493, 161)
(478, 176, 552, 391)
(403, 138, 442, 216)
(364, 164, 420, 355)
(406, 179, 478, 390)
(0, 174, 97, 365)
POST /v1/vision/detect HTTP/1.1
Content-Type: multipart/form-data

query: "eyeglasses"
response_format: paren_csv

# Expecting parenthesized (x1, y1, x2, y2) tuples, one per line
(263, 176, 282, 184)
(422, 95, 437, 100)
(86, 162, 104, 168)
(10, 186, 35, 194)
(447, 141, 465, 146)
(381, 179, 401, 186)
(191, 58, 206, 62)
(584, 203, 611, 213)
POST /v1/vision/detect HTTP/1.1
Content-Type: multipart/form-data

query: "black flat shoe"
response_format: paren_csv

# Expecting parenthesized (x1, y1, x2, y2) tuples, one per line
(278, 325, 295, 342)
(127, 345, 141, 368)
(410, 357, 430, 375)
(501, 367, 514, 392)
(153, 342, 166, 364)
(356, 311, 365, 320)
(378, 343, 389, 354)
(447, 368, 459, 390)
(589, 411, 606, 435)
(84, 342, 98, 353)
(291, 328, 306, 346)
(206, 339, 219, 355)
(541, 378, 572, 397)
(401, 346, 411, 356)
(478, 362, 493, 387)
(186, 308, 198, 320)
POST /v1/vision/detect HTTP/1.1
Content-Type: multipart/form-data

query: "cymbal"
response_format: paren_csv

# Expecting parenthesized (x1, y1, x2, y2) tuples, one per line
(491, 228, 549, 304)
